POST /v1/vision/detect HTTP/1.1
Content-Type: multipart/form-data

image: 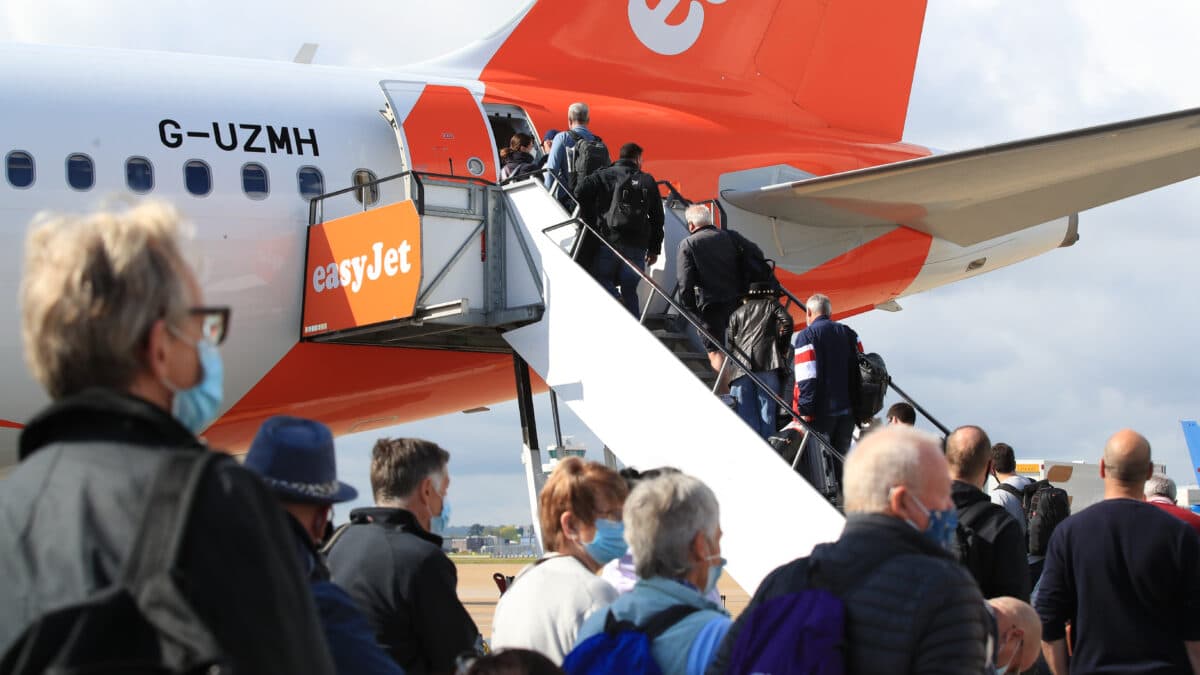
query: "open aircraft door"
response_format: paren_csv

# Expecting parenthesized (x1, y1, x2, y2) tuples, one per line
(379, 81, 499, 184)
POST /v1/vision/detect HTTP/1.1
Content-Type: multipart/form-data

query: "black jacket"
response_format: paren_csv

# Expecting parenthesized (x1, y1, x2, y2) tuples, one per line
(0, 388, 335, 675)
(573, 158, 665, 253)
(725, 295, 794, 380)
(708, 514, 991, 675)
(326, 507, 479, 674)
(952, 481, 1031, 601)
(501, 150, 538, 181)
(677, 225, 743, 311)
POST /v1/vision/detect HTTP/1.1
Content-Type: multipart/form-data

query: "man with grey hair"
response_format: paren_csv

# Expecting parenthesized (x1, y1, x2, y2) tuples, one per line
(708, 426, 992, 674)
(1036, 429, 1200, 673)
(0, 203, 335, 673)
(676, 204, 744, 384)
(790, 292, 862, 498)
(575, 472, 730, 675)
(1145, 474, 1200, 534)
(545, 101, 607, 199)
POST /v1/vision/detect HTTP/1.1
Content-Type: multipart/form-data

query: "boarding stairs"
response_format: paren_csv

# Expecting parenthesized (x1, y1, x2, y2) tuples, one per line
(302, 170, 941, 593)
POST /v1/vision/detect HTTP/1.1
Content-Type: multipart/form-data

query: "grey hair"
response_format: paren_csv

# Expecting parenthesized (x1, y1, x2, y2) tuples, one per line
(21, 201, 192, 399)
(684, 204, 713, 227)
(806, 293, 832, 317)
(1145, 474, 1177, 501)
(624, 472, 719, 580)
(568, 102, 589, 124)
(844, 426, 942, 514)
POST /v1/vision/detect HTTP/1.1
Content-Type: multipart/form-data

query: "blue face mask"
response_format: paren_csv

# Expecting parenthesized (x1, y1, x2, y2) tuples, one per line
(429, 497, 451, 534)
(705, 555, 727, 595)
(907, 493, 958, 552)
(164, 338, 224, 434)
(584, 518, 628, 566)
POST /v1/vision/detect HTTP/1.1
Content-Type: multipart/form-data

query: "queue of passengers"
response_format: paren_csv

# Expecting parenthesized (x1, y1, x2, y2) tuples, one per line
(1, 127, 1198, 675)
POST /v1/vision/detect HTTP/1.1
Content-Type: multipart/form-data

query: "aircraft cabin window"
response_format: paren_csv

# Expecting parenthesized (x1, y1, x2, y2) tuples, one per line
(184, 160, 212, 197)
(67, 154, 95, 191)
(353, 169, 379, 205)
(297, 166, 324, 200)
(6, 151, 34, 188)
(126, 157, 153, 193)
(242, 162, 269, 200)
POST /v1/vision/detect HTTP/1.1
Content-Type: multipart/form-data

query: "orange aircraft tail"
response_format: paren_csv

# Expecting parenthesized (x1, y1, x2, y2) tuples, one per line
(480, 0, 928, 140)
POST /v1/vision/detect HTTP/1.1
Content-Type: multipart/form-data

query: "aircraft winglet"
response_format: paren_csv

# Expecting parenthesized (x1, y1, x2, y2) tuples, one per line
(1182, 420, 1200, 487)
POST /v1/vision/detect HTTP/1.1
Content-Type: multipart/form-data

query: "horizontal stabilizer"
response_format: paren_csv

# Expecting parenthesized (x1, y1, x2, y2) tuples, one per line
(722, 107, 1200, 246)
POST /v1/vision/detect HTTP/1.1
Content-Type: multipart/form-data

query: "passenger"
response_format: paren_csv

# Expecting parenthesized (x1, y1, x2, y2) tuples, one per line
(677, 204, 742, 387)
(0, 203, 335, 673)
(574, 472, 731, 675)
(791, 293, 863, 496)
(598, 466, 726, 605)
(708, 426, 992, 674)
(325, 437, 481, 674)
(1036, 429, 1200, 674)
(946, 426, 1030, 600)
(886, 401, 916, 425)
(538, 129, 558, 168)
(243, 416, 405, 675)
(544, 102, 604, 196)
(1145, 473, 1200, 534)
(724, 281, 794, 439)
(990, 442, 1033, 534)
(491, 457, 628, 663)
(573, 142, 665, 317)
(464, 649, 564, 675)
(987, 596, 1043, 674)
(501, 133, 539, 180)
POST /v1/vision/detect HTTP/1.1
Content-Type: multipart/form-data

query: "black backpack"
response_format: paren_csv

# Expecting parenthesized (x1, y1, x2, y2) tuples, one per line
(852, 352, 890, 425)
(1021, 480, 1070, 556)
(953, 500, 1004, 584)
(728, 229, 778, 292)
(605, 170, 654, 236)
(0, 452, 229, 675)
(566, 130, 611, 191)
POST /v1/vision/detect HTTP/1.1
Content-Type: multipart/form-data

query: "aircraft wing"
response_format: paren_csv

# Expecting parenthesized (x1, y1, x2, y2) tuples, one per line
(722, 107, 1200, 247)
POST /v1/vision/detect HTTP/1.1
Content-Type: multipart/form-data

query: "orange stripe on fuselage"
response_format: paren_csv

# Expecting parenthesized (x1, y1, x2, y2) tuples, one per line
(778, 227, 932, 322)
(203, 343, 543, 453)
(0, 419, 23, 429)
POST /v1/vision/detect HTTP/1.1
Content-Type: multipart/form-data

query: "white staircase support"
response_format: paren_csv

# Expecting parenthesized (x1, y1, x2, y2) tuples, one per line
(500, 179, 846, 594)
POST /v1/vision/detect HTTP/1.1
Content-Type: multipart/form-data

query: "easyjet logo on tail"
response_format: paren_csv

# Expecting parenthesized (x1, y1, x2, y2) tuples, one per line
(302, 200, 423, 337)
(628, 0, 726, 56)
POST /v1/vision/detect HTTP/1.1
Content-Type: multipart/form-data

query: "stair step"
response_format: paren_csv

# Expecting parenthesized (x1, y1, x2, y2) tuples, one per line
(650, 329, 691, 343)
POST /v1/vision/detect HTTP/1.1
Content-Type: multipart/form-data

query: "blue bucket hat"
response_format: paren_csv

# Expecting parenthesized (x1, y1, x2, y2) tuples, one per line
(245, 415, 358, 504)
(542, 128, 559, 142)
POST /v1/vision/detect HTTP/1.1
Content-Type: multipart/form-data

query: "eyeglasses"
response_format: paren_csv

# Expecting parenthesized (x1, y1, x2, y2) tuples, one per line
(189, 306, 231, 346)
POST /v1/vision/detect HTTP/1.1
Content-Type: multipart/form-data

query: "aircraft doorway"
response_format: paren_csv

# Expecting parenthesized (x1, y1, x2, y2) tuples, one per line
(485, 104, 543, 169)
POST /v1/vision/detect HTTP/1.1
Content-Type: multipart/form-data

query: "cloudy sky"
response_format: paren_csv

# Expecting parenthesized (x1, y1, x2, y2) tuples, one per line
(6, 1, 1198, 526)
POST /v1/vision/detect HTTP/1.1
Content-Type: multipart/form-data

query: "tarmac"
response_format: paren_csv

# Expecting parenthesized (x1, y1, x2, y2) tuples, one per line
(454, 558, 751, 637)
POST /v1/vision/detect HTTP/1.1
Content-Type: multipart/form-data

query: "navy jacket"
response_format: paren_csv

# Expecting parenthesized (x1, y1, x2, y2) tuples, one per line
(708, 514, 991, 674)
(792, 316, 861, 418)
(326, 507, 479, 674)
(1036, 499, 1200, 674)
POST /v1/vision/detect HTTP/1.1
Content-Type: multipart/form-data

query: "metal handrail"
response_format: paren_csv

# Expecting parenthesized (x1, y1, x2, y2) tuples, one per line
(307, 170, 426, 226)
(541, 216, 848, 469)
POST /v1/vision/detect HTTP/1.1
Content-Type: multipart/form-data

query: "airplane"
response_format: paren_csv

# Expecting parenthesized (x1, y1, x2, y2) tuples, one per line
(1183, 421, 1200, 491)
(3, 0, 1200, 475)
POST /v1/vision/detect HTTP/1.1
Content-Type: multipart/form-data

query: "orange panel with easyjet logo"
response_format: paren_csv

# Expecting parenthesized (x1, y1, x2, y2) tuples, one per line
(302, 200, 422, 337)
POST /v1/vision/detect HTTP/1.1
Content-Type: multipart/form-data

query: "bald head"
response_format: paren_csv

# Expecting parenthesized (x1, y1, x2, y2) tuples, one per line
(1102, 429, 1152, 489)
(844, 426, 948, 515)
(989, 596, 1042, 671)
(945, 425, 993, 486)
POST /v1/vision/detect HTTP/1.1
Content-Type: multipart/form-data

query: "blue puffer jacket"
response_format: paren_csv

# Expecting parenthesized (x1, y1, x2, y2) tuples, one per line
(577, 577, 731, 675)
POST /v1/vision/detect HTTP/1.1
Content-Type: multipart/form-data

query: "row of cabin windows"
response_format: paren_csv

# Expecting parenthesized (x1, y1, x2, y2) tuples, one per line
(5, 151, 382, 205)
